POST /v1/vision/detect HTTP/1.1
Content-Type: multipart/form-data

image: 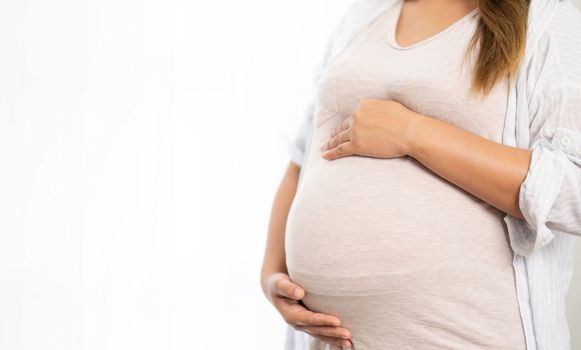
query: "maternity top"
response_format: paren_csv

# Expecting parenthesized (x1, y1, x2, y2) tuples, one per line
(284, 1, 527, 349)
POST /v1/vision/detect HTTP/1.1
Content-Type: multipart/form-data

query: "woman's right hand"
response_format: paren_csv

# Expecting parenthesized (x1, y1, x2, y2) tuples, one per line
(263, 272, 353, 349)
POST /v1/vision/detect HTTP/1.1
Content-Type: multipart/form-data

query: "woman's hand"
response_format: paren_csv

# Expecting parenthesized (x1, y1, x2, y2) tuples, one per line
(320, 98, 423, 160)
(263, 272, 353, 349)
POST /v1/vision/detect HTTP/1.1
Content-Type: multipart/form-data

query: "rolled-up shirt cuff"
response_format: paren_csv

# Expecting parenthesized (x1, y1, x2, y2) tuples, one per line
(505, 132, 572, 256)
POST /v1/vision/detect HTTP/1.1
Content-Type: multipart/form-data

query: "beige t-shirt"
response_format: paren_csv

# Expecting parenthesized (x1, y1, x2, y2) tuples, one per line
(285, 1, 526, 349)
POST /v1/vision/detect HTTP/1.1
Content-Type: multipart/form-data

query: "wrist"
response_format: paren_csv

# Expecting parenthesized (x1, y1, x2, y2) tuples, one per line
(403, 111, 427, 158)
(261, 268, 286, 298)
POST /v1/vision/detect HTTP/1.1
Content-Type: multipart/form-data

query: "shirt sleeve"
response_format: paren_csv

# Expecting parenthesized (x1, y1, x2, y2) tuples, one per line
(505, 84, 581, 257)
(504, 3, 581, 257)
(286, 102, 315, 168)
(285, 4, 355, 168)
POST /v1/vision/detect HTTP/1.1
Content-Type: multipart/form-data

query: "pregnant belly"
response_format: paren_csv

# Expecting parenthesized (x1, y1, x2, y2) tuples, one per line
(285, 155, 512, 277)
(284, 155, 525, 349)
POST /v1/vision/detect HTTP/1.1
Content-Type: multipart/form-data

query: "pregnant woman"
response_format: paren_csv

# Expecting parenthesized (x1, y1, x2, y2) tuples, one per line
(261, 0, 581, 349)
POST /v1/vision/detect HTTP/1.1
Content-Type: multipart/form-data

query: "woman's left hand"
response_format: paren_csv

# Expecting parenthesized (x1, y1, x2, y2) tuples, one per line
(320, 98, 423, 160)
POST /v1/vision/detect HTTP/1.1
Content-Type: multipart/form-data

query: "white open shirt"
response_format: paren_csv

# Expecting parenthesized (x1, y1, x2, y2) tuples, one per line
(283, 0, 581, 349)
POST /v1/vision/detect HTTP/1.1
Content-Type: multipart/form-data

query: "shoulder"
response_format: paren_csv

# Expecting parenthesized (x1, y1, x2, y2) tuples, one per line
(326, 0, 398, 58)
(331, 0, 387, 36)
(545, 0, 581, 84)
(525, 1, 581, 137)
(318, 0, 390, 75)
(549, 0, 581, 36)
(528, 0, 581, 95)
(349, 0, 387, 12)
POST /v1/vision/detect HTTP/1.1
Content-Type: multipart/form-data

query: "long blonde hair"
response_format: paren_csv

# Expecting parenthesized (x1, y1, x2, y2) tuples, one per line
(467, 0, 530, 96)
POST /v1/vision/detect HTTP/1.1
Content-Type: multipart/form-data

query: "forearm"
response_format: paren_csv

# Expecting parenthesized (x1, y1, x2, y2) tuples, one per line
(405, 113, 532, 220)
(260, 161, 300, 295)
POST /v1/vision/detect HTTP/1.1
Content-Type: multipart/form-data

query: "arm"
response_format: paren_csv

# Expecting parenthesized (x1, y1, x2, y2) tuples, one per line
(259, 161, 354, 348)
(406, 7, 581, 256)
(400, 12, 581, 256)
(403, 85, 581, 257)
(405, 113, 531, 220)
(320, 92, 581, 257)
(260, 161, 300, 293)
(320, 98, 532, 219)
(501, 84, 581, 256)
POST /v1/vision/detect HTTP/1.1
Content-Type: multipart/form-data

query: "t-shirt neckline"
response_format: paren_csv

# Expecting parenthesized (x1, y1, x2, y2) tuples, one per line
(386, 0, 480, 50)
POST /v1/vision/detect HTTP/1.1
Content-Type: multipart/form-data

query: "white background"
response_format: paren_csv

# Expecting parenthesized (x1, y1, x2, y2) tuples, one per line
(0, 0, 579, 349)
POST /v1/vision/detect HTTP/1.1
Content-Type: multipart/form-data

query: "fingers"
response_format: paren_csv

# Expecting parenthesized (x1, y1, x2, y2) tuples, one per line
(321, 141, 355, 160)
(330, 116, 352, 138)
(294, 325, 351, 340)
(321, 115, 355, 159)
(273, 274, 305, 300)
(282, 303, 341, 326)
(270, 273, 343, 327)
(308, 333, 353, 349)
(276, 300, 341, 327)
(321, 129, 350, 152)
(341, 114, 353, 132)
